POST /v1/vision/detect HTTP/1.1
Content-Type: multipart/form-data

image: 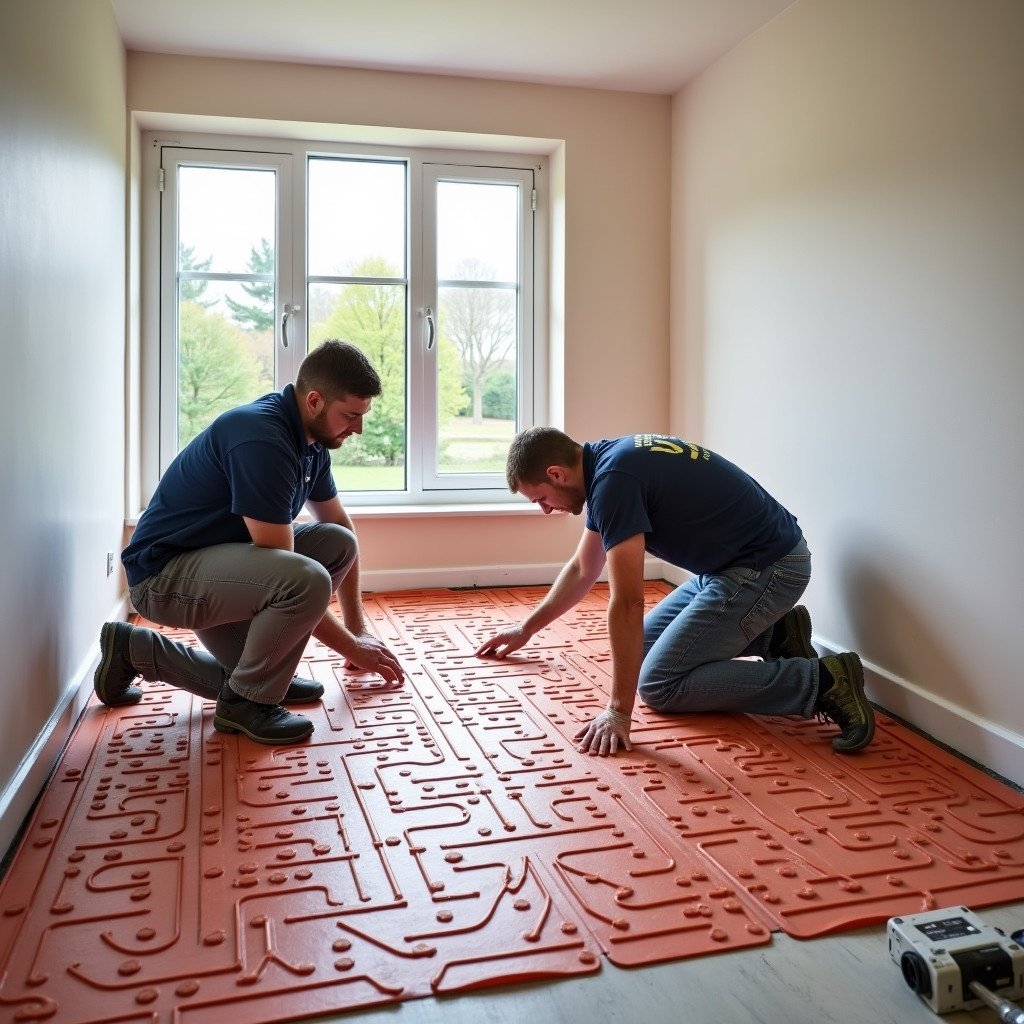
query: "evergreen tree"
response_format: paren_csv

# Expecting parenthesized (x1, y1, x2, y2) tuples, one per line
(178, 244, 214, 307)
(226, 237, 275, 332)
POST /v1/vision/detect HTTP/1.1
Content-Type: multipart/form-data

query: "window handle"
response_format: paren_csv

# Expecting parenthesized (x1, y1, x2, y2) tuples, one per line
(282, 303, 301, 348)
(424, 306, 435, 350)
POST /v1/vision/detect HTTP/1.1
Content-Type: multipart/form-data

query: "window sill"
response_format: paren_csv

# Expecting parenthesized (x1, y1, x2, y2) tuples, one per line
(335, 501, 537, 521)
(125, 499, 537, 528)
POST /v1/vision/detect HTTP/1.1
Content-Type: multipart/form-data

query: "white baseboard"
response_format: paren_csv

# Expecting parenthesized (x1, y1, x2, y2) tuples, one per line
(0, 595, 131, 859)
(661, 564, 691, 587)
(653, 574, 1018, 788)
(360, 558, 672, 593)
(815, 636, 1024, 790)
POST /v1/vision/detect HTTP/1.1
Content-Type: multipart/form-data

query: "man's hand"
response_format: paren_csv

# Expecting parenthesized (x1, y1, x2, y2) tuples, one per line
(475, 624, 532, 659)
(574, 706, 633, 756)
(343, 633, 405, 685)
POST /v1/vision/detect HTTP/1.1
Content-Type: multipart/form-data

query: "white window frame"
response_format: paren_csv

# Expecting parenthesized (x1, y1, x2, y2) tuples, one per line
(419, 163, 535, 492)
(157, 146, 295, 476)
(141, 130, 547, 509)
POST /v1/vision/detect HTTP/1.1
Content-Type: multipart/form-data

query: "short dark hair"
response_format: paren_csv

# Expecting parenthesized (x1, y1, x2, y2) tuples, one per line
(295, 340, 382, 400)
(505, 426, 582, 491)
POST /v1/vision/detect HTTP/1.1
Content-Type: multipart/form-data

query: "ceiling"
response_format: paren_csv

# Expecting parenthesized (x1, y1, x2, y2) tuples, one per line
(110, 0, 795, 96)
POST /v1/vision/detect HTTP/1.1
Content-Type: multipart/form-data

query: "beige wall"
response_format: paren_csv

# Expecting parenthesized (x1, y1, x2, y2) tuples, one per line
(127, 54, 672, 575)
(0, 0, 127, 847)
(672, 0, 1024, 766)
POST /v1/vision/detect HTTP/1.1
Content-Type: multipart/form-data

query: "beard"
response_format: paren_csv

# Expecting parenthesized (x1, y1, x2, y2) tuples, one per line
(308, 408, 350, 449)
(553, 483, 586, 515)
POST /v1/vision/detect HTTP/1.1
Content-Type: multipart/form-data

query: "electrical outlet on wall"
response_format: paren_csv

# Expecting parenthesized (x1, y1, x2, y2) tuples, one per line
(106, 551, 115, 577)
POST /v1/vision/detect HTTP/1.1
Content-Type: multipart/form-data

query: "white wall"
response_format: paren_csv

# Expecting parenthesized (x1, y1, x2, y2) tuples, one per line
(0, 0, 128, 851)
(672, 0, 1024, 781)
(127, 54, 672, 579)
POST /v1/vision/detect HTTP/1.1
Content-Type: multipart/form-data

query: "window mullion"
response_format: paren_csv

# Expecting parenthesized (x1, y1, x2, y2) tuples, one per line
(407, 154, 428, 500)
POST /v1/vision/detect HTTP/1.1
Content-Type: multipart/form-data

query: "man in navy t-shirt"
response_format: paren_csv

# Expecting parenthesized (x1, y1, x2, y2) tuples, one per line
(476, 428, 874, 755)
(95, 341, 404, 745)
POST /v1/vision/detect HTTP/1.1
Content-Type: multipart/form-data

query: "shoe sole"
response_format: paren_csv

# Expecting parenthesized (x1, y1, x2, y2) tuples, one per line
(832, 654, 875, 754)
(213, 716, 314, 745)
(94, 622, 142, 707)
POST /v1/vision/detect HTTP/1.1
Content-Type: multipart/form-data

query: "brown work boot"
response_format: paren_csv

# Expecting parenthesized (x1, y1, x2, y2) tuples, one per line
(815, 652, 875, 753)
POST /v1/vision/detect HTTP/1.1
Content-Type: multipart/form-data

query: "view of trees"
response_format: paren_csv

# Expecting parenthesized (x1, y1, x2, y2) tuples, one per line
(178, 244, 213, 306)
(225, 238, 274, 332)
(311, 257, 410, 467)
(176, 242, 517, 479)
(176, 242, 273, 447)
(440, 257, 517, 424)
(177, 300, 259, 446)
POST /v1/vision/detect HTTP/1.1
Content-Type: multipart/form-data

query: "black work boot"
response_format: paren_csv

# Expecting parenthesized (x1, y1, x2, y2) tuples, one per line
(768, 605, 815, 659)
(815, 652, 875, 753)
(94, 621, 144, 706)
(213, 689, 314, 745)
(282, 676, 324, 704)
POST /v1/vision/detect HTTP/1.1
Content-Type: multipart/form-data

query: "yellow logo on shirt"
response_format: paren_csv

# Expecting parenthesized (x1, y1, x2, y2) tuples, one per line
(634, 434, 709, 461)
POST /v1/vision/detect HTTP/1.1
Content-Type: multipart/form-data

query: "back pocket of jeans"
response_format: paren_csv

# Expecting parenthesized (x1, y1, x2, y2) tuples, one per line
(740, 568, 809, 642)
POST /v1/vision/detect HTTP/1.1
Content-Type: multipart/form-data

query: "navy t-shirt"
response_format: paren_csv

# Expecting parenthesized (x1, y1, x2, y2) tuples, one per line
(583, 434, 800, 575)
(122, 385, 338, 587)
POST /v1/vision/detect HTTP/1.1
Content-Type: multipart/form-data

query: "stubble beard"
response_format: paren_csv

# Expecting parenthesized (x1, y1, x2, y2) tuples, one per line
(309, 410, 350, 449)
(556, 484, 585, 516)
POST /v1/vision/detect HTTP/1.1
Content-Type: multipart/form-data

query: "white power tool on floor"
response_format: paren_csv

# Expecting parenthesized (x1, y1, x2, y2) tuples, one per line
(887, 907, 1024, 1020)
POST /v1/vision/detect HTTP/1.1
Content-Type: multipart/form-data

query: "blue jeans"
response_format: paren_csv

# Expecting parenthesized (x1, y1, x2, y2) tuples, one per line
(127, 522, 357, 704)
(637, 537, 819, 718)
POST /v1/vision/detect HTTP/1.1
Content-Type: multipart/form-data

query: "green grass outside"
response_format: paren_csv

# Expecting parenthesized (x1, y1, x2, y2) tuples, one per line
(440, 418, 515, 440)
(335, 465, 406, 491)
(333, 417, 514, 492)
(333, 457, 509, 492)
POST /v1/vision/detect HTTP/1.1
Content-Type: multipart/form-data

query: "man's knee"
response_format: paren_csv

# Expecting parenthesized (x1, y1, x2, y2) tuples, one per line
(637, 663, 674, 712)
(290, 557, 334, 610)
(299, 523, 358, 580)
(324, 522, 357, 554)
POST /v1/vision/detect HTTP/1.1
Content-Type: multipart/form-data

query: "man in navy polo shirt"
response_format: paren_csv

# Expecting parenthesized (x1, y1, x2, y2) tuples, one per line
(95, 341, 404, 745)
(476, 427, 874, 756)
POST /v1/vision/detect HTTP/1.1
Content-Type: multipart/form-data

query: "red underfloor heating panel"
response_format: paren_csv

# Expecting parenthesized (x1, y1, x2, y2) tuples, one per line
(2, 583, 1023, 1023)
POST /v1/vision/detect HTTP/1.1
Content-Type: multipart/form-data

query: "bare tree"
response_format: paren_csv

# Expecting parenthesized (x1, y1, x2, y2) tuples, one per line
(441, 258, 516, 424)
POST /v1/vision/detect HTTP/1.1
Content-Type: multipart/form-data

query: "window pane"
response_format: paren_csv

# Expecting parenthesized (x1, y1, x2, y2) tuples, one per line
(176, 167, 277, 453)
(436, 285, 517, 475)
(435, 178, 520, 477)
(308, 159, 406, 277)
(307, 283, 407, 492)
(178, 167, 276, 274)
(177, 284, 274, 449)
(437, 181, 519, 282)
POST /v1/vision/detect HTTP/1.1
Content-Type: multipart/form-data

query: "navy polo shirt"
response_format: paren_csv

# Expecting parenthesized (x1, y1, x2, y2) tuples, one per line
(583, 434, 800, 575)
(122, 385, 338, 587)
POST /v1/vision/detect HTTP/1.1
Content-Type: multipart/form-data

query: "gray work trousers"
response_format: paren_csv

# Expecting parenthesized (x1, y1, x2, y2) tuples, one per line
(127, 522, 357, 705)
